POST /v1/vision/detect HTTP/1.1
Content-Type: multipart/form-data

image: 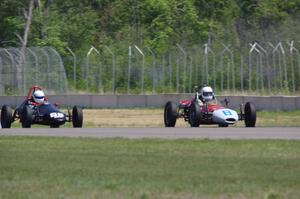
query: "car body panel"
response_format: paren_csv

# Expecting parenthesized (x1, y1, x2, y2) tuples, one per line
(1, 86, 83, 128)
(178, 98, 240, 126)
(212, 109, 239, 125)
(15, 100, 68, 126)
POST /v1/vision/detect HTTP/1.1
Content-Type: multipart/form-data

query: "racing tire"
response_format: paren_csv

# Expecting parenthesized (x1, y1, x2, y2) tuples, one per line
(1, 105, 13, 128)
(219, 124, 229, 127)
(72, 106, 83, 128)
(22, 106, 33, 128)
(244, 102, 256, 127)
(189, 102, 201, 127)
(164, 101, 178, 127)
(50, 124, 60, 128)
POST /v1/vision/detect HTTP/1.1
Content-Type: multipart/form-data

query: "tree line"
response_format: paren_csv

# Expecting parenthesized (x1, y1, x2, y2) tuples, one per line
(0, 0, 299, 80)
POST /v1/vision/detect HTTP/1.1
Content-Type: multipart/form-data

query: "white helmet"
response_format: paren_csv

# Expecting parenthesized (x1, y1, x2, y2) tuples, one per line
(33, 90, 45, 104)
(201, 86, 214, 101)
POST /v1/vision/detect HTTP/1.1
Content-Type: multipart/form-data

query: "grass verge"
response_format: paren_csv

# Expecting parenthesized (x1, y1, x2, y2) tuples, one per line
(0, 137, 300, 199)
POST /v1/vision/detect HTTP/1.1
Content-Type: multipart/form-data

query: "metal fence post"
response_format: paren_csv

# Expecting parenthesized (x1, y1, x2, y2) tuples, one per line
(279, 42, 288, 93)
(249, 43, 261, 94)
(86, 45, 101, 92)
(146, 47, 156, 94)
(161, 54, 165, 93)
(168, 52, 172, 92)
(48, 47, 68, 93)
(255, 43, 270, 95)
(38, 48, 51, 90)
(176, 50, 179, 93)
(104, 45, 116, 93)
(204, 44, 209, 85)
(176, 44, 187, 93)
(189, 55, 193, 93)
(220, 44, 235, 93)
(287, 41, 298, 94)
(240, 54, 244, 93)
(66, 47, 77, 89)
(204, 44, 216, 89)
(269, 42, 286, 94)
(268, 42, 278, 94)
(4, 49, 15, 91)
(134, 45, 145, 94)
(0, 52, 3, 94)
(128, 46, 132, 94)
(8, 48, 26, 95)
(250, 43, 265, 95)
(194, 47, 199, 87)
(27, 48, 39, 86)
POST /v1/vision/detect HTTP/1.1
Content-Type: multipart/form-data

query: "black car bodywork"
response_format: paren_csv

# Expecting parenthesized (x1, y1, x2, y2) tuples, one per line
(1, 100, 83, 128)
(1, 86, 83, 128)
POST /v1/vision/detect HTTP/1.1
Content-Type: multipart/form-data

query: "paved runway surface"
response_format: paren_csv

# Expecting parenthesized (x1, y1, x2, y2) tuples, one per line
(1, 127, 300, 140)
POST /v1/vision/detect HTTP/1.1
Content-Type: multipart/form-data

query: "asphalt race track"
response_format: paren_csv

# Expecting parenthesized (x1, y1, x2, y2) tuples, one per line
(1, 127, 300, 140)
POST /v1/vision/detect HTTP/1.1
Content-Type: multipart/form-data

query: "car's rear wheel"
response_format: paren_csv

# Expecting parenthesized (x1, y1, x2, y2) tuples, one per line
(164, 101, 178, 127)
(1, 105, 13, 128)
(22, 106, 32, 128)
(189, 102, 201, 127)
(244, 102, 256, 127)
(72, 106, 83, 128)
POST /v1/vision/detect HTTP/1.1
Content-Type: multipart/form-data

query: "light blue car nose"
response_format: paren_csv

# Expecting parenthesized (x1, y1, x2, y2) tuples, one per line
(212, 109, 239, 125)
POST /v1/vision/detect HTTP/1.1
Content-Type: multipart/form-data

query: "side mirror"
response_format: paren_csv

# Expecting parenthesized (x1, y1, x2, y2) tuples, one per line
(54, 102, 60, 107)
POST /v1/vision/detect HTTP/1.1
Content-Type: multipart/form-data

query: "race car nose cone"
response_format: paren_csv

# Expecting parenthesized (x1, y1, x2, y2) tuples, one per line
(212, 109, 239, 125)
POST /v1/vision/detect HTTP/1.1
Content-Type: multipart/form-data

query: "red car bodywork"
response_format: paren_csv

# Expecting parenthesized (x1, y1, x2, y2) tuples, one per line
(179, 99, 224, 112)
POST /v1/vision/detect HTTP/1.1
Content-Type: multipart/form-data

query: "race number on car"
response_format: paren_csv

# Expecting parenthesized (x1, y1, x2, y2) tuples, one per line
(50, 112, 64, 118)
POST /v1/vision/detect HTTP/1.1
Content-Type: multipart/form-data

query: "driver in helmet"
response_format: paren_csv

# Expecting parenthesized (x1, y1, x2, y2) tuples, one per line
(29, 90, 46, 105)
(194, 86, 215, 105)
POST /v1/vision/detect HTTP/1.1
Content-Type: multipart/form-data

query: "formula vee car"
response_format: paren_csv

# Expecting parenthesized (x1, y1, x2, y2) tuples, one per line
(164, 90, 256, 128)
(1, 86, 83, 128)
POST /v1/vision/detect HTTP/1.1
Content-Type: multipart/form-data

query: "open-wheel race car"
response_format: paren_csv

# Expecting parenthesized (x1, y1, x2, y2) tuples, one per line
(164, 86, 256, 127)
(1, 86, 83, 128)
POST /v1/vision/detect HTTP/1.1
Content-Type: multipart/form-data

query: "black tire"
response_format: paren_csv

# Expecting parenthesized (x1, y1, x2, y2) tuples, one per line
(1, 105, 13, 128)
(189, 102, 201, 127)
(164, 101, 178, 127)
(72, 106, 83, 128)
(50, 124, 60, 128)
(244, 102, 256, 127)
(22, 106, 32, 128)
(219, 124, 229, 127)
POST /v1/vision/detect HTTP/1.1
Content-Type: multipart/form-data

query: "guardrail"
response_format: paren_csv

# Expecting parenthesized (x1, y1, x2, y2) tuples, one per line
(0, 95, 299, 111)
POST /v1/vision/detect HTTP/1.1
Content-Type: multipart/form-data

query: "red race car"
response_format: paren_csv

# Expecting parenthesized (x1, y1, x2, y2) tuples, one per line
(164, 86, 256, 127)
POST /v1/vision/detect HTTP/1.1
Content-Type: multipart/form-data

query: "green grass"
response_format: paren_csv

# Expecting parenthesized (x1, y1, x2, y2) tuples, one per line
(257, 111, 300, 127)
(1, 137, 300, 199)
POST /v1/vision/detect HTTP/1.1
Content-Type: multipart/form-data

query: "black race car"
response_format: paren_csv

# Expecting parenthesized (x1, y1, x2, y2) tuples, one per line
(1, 86, 83, 128)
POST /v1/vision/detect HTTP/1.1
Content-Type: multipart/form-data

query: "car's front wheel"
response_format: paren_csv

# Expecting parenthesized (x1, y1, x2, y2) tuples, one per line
(1, 105, 13, 128)
(164, 101, 178, 127)
(189, 102, 201, 127)
(22, 106, 33, 128)
(244, 102, 256, 127)
(72, 106, 83, 128)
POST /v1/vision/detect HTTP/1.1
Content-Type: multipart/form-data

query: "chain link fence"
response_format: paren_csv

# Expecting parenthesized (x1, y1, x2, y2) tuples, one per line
(64, 41, 300, 95)
(0, 47, 68, 95)
(1, 41, 300, 95)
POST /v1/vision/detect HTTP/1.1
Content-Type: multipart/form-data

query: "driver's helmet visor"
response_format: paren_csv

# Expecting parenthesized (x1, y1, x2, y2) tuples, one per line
(203, 92, 213, 97)
(34, 95, 44, 100)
